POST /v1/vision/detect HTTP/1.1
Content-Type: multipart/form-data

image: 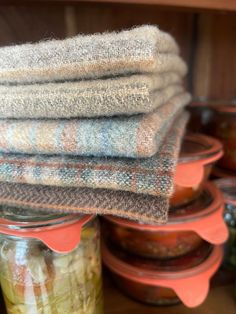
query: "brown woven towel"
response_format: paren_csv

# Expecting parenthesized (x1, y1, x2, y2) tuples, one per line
(0, 73, 182, 119)
(0, 25, 187, 84)
(0, 112, 189, 197)
(0, 182, 168, 224)
(0, 91, 190, 158)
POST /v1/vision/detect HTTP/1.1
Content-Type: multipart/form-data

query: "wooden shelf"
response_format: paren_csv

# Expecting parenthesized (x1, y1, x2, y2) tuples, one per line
(2, 0, 236, 12)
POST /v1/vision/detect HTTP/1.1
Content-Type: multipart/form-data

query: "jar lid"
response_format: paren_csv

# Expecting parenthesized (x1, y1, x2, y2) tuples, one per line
(104, 182, 228, 245)
(102, 241, 223, 308)
(0, 206, 94, 253)
(175, 134, 223, 188)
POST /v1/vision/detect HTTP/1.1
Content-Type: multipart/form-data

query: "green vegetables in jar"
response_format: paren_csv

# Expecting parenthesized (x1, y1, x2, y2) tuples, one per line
(0, 219, 103, 314)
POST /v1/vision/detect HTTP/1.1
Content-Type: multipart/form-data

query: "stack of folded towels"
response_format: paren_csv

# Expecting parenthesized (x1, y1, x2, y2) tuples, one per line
(0, 25, 191, 223)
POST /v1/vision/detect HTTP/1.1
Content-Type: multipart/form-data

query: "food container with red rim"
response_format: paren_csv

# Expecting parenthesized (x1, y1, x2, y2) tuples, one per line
(102, 182, 228, 259)
(171, 133, 223, 207)
(209, 105, 236, 171)
(214, 178, 236, 270)
(102, 239, 223, 307)
(0, 207, 103, 314)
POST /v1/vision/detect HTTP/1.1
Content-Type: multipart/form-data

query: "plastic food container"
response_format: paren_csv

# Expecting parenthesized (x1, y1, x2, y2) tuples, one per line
(171, 133, 223, 207)
(210, 105, 236, 171)
(0, 207, 103, 314)
(102, 182, 228, 259)
(214, 178, 236, 270)
(102, 240, 223, 307)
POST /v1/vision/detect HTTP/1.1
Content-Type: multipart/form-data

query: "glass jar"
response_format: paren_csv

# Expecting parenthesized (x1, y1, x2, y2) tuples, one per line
(171, 133, 223, 207)
(209, 105, 236, 171)
(102, 182, 228, 259)
(102, 240, 223, 308)
(214, 178, 236, 270)
(187, 101, 214, 133)
(0, 207, 103, 314)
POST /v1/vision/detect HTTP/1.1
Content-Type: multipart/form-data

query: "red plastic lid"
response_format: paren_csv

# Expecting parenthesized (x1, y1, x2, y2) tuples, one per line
(175, 133, 223, 188)
(104, 182, 228, 245)
(0, 207, 94, 253)
(102, 241, 223, 308)
(214, 178, 236, 206)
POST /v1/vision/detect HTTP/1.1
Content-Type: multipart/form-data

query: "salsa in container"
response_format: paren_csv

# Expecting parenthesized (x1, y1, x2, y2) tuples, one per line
(209, 105, 236, 171)
(0, 207, 103, 314)
(102, 241, 223, 307)
(102, 182, 228, 259)
(214, 178, 236, 271)
(171, 133, 223, 207)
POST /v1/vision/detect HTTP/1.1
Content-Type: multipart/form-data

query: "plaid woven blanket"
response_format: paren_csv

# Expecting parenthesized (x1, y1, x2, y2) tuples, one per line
(0, 25, 187, 84)
(0, 73, 182, 119)
(0, 92, 190, 158)
(0, 182, 168, 223)
(0, 111, 189, 197)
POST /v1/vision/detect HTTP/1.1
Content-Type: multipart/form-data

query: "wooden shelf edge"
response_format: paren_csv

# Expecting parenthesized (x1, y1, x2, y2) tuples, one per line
(1, 0, 236, 12)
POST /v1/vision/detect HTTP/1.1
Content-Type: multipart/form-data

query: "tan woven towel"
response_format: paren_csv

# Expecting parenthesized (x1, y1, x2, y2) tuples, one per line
(0, 182, 168, 224)
(0, 92, 190, 158)
(0, 25, 187, 84)
(0, 73, 182, 119)
(0, 112, 189, 197)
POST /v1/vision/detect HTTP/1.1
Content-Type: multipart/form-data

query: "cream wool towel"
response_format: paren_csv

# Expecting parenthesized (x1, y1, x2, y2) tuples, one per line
(0, 25, 187, 84)
(0, 73, 182, 119)
(0, 92, 190, 158)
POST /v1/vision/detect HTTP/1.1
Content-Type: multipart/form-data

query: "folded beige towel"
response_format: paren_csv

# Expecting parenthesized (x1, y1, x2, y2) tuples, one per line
(0, 25, 187, 84)
(0, 73, 182, 118)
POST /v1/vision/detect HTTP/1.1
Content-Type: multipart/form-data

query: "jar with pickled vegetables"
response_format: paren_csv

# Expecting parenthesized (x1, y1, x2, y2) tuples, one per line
(0, 207, 103, 314)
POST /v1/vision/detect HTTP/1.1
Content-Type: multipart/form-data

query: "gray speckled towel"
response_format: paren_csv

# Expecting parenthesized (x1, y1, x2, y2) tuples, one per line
(0, 73, 182, 119)
(0, 25, 187, 84)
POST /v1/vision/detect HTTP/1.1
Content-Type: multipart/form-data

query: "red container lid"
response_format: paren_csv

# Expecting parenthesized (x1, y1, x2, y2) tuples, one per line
(105, 182, 228, 245)
(0, 207, 94, 253)
(103, 241, 223, 308)
(175, 133, 223, 188)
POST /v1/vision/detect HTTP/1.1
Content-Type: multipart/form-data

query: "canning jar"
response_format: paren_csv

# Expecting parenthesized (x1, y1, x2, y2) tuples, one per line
(171, 133, 223, 207)
(214, 178, 236, 270)
(209, 105, 236, 171)
(102, 240, 223, 308)
(0, 207, 103, 314)
(102, 182, 228, 259)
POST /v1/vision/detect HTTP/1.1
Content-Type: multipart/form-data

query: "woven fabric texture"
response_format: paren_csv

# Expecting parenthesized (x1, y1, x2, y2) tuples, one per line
(0, 73, 182, 119)
(0, 182, 168, 224)
(0, 25, 187, 84)
(0, 111, 189, 197)
(0, 92, 190, 158)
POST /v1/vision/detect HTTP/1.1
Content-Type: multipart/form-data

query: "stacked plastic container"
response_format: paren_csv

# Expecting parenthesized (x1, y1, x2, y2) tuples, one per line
(102, 133, 228, 308)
